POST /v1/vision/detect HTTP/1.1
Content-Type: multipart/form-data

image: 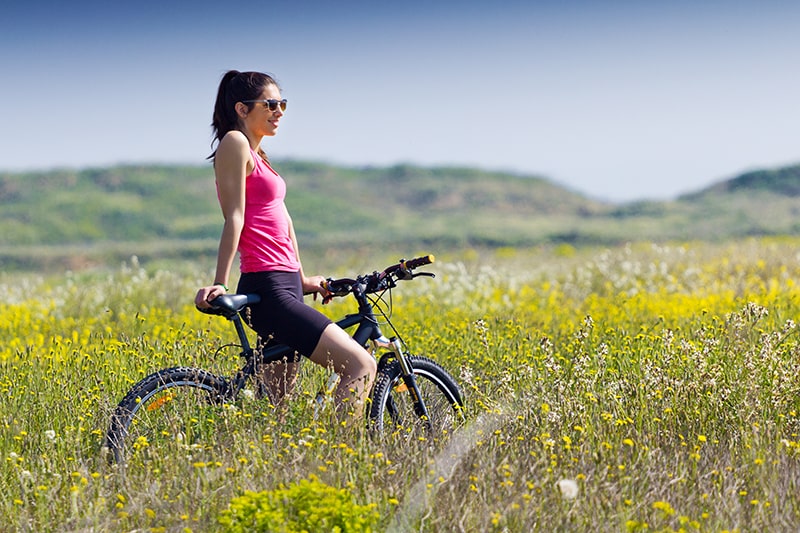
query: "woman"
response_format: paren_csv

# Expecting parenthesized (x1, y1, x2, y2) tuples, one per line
(195, 70, 376, 415)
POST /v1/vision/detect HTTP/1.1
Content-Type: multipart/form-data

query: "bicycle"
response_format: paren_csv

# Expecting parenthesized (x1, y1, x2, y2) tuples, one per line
(105, 255, 465, 463)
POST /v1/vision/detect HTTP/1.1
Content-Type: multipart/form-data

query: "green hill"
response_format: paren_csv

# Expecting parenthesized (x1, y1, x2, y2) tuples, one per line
(686, 164, 800, 197)
(1, 160, 799, 270)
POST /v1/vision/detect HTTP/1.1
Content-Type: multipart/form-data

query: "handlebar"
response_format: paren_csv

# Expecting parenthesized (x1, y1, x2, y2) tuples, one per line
(196, 255, 435, 316)
(324, 254, 436, 299)
(388, 254, 435, 273)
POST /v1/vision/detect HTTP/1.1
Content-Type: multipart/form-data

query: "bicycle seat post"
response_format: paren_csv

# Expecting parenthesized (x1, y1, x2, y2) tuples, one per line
(230, 313, 253, 354)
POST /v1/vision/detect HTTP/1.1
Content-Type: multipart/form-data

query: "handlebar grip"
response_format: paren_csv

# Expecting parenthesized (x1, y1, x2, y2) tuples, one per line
(324, 278, 354, 296)
(404, 254, 435, 270)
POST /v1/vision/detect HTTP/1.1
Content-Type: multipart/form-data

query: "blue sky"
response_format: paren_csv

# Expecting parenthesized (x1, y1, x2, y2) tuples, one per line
(2, 0, 799, 201)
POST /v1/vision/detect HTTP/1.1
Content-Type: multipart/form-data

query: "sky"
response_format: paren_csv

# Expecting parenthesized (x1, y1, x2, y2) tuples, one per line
(2, 0, 799, 202)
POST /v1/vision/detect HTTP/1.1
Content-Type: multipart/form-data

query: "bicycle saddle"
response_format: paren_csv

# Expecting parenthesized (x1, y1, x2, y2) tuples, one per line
(197, 293, 261, 319)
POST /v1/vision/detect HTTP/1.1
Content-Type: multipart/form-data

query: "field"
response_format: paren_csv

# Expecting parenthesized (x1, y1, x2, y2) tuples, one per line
(3, 238, 800, 531)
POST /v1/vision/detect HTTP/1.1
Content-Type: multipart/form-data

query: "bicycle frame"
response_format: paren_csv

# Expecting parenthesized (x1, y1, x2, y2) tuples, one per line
(220, 283, 430, 420)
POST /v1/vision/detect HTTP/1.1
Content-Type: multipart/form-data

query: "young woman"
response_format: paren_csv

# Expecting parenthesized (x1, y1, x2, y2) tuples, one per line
(195, 70, 376, 415)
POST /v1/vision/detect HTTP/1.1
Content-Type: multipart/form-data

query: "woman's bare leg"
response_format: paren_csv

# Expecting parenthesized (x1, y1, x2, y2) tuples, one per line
(310, 323, 377, 416)
(256, 359, 300, 407)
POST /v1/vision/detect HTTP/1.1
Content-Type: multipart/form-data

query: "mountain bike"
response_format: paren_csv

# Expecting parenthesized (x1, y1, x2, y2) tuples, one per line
(105, 255, 464, 463)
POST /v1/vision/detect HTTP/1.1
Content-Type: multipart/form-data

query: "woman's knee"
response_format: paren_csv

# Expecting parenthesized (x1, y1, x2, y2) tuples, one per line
(351, 351, 377, 378)
(312, 325, 376, 377)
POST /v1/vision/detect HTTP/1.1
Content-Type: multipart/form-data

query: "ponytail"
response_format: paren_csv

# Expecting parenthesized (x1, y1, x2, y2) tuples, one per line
(208, 70, 280, 161)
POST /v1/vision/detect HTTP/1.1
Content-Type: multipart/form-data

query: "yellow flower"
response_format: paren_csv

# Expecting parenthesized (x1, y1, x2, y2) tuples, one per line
(652, 500, 675, 516)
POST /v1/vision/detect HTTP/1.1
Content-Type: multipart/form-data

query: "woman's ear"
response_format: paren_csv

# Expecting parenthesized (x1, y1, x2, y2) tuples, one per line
(235, 102, 248, 118)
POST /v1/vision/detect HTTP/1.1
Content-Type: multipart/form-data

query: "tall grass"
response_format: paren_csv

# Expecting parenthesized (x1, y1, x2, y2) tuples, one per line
(2, 239, 800, 531)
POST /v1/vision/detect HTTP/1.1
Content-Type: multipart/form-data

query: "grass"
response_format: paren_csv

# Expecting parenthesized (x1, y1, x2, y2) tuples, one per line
(3, 239, 800, 531)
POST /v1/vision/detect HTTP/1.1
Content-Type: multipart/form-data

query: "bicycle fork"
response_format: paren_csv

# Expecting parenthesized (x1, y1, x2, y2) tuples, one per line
(381, 336, 431, 425)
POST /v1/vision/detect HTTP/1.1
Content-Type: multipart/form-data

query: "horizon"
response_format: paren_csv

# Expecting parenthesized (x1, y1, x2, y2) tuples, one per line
(2, 0, 799, 202)
(3, 157, 797, 205)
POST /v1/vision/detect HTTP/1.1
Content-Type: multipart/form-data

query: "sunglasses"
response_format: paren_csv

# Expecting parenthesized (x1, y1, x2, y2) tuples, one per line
(241, 99, 287, 112)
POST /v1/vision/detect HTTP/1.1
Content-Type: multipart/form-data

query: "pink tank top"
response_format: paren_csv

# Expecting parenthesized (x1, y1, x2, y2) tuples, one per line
(237, 150, 301, 273)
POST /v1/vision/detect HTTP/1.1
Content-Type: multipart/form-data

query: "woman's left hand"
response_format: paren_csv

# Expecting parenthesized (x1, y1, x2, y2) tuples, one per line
(303, 275, 331, 302)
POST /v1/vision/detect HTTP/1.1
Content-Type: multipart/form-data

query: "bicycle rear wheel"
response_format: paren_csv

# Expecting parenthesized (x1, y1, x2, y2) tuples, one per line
(369, 356, 464, 439)
(105, 367, 231, 464)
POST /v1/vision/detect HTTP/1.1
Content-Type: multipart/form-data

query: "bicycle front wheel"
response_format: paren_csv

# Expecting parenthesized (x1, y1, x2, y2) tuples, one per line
(105, 367, 231, 464)
(369, 356, 464, 439)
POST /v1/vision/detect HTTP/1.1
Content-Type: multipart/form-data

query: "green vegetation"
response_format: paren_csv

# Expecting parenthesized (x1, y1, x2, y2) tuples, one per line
(4, 161, 800, 529)
(2, 161, 799, 270)
(3, 240, 800, 530)
(218, 476, 380, 532)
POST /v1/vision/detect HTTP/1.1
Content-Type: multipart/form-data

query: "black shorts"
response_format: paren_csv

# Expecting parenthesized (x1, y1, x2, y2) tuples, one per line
(237, 270, 332, 361)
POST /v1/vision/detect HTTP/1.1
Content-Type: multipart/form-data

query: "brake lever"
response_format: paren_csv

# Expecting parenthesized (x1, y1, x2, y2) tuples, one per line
(395, 268, 414, 281)
(412, 272, 435, 279)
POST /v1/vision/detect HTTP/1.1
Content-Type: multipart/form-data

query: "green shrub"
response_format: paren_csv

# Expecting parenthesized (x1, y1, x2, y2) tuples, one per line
(218, 475, 379, 532)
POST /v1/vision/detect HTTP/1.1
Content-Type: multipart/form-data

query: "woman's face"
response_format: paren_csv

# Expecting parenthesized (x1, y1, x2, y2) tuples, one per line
(242, 84, 284, 138)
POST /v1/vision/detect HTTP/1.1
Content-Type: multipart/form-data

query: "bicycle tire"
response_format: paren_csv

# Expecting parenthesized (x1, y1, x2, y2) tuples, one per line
(105, 366, 230, 463)
(369, 356, 464, 438)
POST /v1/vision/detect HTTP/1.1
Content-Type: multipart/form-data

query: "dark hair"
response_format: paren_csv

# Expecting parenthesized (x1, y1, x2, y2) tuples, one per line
(208, 70, 280, 161)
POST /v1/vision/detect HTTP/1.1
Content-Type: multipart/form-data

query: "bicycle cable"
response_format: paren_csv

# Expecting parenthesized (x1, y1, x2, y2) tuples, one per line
(368, 286, 410, 348)
(213, 342, 243, 358)
(368, 286, 393, 323)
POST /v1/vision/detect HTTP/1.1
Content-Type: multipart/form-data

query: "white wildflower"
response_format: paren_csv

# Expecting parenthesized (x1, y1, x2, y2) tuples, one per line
(556, 479, 579, 500)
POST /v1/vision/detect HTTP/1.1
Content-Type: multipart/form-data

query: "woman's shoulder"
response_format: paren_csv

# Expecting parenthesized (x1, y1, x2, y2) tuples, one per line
(216, 131, 254, 165)
(215, 131, 255, 177)
(218, 130, 251, 152)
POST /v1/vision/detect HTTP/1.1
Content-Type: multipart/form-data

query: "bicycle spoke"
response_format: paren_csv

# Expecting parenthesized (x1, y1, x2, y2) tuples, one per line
(370, 356, 464, 441)
(106, 367, 233, 464)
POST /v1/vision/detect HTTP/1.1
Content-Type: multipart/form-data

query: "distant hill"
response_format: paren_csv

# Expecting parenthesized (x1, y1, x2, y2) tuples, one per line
(672, 163, 800, 239)
(682, 164, 800, 197)
(1, 160, 799, 269)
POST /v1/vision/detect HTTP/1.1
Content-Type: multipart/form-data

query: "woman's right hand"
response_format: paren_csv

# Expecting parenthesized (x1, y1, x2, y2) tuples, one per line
(195, 284, 227, 309)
